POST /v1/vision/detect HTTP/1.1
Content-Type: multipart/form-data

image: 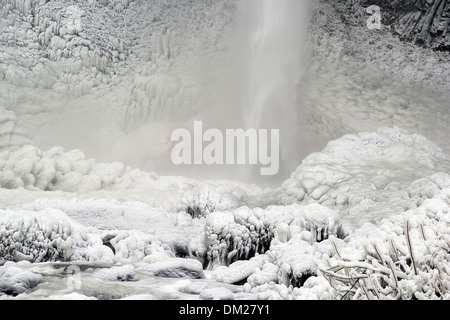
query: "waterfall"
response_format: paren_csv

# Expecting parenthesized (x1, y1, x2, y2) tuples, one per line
(123, 0, 310, 183)
(236, 0, 309, 178)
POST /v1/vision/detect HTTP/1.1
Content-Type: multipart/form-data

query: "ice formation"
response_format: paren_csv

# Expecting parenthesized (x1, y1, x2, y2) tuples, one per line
(0, 145, 128, 192)
(178, 184, 244, 218)
(0, 208, 112, 264)
(0, 0, 131, 94)
(125, 0, 235, 129)
(136, 258, 205, 279)
(203, 203, 342, 269)
(318, 188, 450, 300)
(0, 127, 441, 299)
(0, 130, 448, 299)
(279, 128, 450, 228)
(203, 128, 450, 299)
(0, 0, 449, 300)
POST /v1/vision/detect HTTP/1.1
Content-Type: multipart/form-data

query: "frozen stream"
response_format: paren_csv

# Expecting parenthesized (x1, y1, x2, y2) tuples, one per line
(1, 262, 246, 300)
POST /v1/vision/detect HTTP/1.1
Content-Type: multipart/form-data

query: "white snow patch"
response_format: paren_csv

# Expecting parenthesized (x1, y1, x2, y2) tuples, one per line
(91, 265, 139, 282)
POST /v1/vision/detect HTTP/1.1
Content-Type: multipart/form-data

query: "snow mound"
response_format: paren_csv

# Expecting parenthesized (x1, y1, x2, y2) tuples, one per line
(26, 198, 175, 232)
(102, 230, 166, 265)
(0, 144, 236, 213)
(267, 237, 335, 288)
(0, 145, 128, 192)
(212, 254, 267, 285)
(240, 235, 336, 297)
(202, 203, 342, 268)
(0, 262, 43, 296)
(120, 294, 156, 300)
(0, 208, 111, 263)
(92, 265, 139, 282)
(280, 128, 450, 228)
(199, 286, 235, 300)
(136, 258, 205, 279)
(178, 184, 244, 218)
(58, 292, 98, 300)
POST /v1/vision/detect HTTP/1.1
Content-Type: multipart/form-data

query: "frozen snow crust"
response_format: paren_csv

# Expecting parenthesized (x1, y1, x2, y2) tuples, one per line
(0, 127, 449, 299)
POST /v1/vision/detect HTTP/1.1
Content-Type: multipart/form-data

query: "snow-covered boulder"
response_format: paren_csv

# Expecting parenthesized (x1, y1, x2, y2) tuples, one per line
(136, 258, 205, 279)
(199, 286, 235, 300)
(212, 254, 267, 285)
(91, 265, 139, 282)
(0, 262, 43, 296)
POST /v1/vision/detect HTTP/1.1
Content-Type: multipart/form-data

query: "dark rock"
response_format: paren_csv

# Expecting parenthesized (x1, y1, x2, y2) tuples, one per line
(0, 267, 43, 296)
(102, 234, 116, 255)
(153, 267, 204, 279)
(361, 0, 450, 51)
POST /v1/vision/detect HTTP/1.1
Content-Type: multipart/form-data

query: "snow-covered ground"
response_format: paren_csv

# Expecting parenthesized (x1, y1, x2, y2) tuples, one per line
(0, 0, 449, 300)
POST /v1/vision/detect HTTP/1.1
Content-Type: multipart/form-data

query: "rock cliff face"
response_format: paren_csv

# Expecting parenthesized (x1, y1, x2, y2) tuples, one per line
(361, 0, 450, 51)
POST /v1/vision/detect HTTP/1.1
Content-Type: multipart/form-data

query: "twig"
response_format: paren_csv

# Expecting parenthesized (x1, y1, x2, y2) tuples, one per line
(389, 238, 400, 262)
(404, 220, 418, 276)
(367, 274, 381, 299)
(360, 278, 371, 300)
(321, 268, 368, 282)
(373, 243, 384, 263)
(388, 259, 399, 290)
(330, 236, 343, 260)
(340, 268, 368, 300)
(419, 223, 427, 241)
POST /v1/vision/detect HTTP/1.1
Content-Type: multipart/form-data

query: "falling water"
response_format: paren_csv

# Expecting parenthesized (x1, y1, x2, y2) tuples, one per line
(236, 0, 309, 178)
(121, 0, 311, 184)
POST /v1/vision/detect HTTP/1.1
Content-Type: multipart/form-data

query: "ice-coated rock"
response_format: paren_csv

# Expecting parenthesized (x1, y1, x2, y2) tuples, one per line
(0, 263, 43, 296)
(136, 258, 205, 279)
